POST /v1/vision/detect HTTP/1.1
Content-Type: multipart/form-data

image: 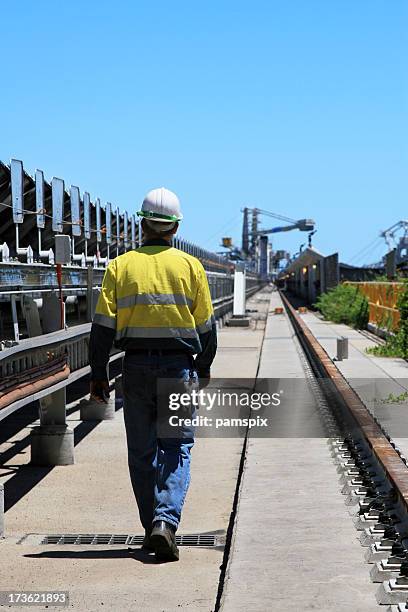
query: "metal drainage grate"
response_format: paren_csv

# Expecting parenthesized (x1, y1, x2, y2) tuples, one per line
(38, 533, 221, 547)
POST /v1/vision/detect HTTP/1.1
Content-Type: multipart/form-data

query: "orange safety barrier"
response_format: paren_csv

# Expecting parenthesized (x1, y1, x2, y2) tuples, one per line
(345, 282, 403, 331)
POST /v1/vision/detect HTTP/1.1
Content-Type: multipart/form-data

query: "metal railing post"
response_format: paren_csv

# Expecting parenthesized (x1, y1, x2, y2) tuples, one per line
(86, 267, 94, 322)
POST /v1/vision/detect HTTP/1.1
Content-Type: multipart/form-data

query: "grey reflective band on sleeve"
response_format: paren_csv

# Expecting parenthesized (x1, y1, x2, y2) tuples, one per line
(93, 313, 117, 329)
(117, 293, 193, 309)
(196, 315, 215, 334)
(115, 326, 199, 340)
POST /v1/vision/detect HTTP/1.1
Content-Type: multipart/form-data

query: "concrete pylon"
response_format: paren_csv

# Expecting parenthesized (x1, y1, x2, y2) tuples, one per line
(31, 425, 75, 466)
(30, 387, 74, 466)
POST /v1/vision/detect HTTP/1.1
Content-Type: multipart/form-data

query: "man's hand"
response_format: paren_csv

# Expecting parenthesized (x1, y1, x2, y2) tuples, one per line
(90, 380, 110, 403)
(197, 370, 211, 390)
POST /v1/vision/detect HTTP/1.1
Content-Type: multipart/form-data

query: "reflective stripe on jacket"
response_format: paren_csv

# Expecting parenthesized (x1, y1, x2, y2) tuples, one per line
(89, 240, 217, 380)
(94, 244, 214, 344)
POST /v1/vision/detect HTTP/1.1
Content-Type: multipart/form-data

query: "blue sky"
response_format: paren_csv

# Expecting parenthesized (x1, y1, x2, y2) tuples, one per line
(1, 1, 407, 264)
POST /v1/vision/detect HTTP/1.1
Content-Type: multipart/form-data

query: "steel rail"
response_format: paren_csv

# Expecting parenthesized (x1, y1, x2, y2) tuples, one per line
(280, 290, 408, 511)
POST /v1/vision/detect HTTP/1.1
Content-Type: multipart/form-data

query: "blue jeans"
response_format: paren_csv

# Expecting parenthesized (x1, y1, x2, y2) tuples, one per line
(122, 353, 197, 531)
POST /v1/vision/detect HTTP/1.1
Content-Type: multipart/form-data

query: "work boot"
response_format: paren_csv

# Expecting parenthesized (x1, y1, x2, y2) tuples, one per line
(150, 520, 179, 562)
(141, 528, 154, 551)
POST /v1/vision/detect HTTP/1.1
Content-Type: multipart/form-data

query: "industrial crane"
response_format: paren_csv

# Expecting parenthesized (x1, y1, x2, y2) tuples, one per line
(241, 207, 315, 257)
(236, 207, 317, 279)
(380, 220, 408, 266)
(219, 207, 316, 274)
(248, 208, 315, 235)
(380, 220, 408, 250)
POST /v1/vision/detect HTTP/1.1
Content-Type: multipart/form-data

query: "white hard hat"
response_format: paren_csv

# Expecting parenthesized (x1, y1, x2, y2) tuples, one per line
(137, 187, 183, 223)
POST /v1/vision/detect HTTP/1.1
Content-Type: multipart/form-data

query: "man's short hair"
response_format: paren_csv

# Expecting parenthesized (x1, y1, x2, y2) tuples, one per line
(143, 218, 177, 235)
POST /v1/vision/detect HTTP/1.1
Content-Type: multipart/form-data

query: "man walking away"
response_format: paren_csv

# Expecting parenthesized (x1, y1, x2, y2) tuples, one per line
(89, 188, 217, 561)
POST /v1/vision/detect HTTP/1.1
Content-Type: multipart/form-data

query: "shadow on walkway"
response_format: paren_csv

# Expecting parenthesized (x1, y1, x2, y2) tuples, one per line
(24, 548, 157, 564)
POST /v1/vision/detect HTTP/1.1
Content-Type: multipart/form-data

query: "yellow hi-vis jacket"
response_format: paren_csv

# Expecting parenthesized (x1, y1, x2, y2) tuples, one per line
(89, 239, 217, 381)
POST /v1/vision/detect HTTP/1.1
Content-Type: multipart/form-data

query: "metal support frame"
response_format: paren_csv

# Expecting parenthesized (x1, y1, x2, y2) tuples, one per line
(15, 226, 34, 263)
(0, 243, 10, 262)
(36, 169, 54, 263)
(37, 230, 54, 263)
(2, 158, 242, 279)
(10, 295, 19, 342)
(86, 267, 95, 322)
(21, 295, 42, 337)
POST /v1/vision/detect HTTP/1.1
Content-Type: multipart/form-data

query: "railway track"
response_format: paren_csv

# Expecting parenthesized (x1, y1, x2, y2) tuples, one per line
(279, 290, 408, 610)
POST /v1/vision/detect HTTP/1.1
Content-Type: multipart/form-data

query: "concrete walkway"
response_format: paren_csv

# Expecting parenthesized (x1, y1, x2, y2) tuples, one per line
(220, 291, 378, 612)
(0, 292, 270, 612)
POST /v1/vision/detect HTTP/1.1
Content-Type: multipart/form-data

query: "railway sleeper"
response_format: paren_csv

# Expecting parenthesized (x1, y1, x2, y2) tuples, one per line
(387, 602, 408, 611)
(377, 577, 408, 605)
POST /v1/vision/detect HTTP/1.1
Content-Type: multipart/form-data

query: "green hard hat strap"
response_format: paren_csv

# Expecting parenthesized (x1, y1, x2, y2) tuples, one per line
(137, 210, 181, 222)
